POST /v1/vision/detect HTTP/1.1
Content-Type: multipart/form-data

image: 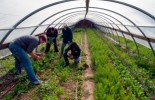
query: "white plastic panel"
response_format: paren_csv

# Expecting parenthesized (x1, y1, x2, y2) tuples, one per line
(124, 34, 133, 41)
(53, 13, 85, 27)
(116, 0, 155, 18)
(89, 8, 133, 25)
(88, 11, 120, 25)
(0, 30, 9, 43)
(0, 49, 11, 59)
(117, 31, 124, 37)
(4, 27, 35, 43)
(88, 17, 109, 28)
(113, 24, 120, 30)
(41, 8, 86, 25)
(111, 30, 116, 35)
(134, 37, 150, 48)
(151, 42, 155, 51)
(126, 26, 143, 36)
(90, 1, 155, 26)
(117, 25, 129, 32)
(140, 27, 155, 39)
(17, 1, 85, 27)
(0, 0, 63, 28)
(33, 26, 48, 35)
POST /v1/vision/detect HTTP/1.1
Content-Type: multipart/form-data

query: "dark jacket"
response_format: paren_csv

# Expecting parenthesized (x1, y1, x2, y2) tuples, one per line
(46, 28, 58, 38)
(62, 27, 73, 43)
(65, 43, 81, 59)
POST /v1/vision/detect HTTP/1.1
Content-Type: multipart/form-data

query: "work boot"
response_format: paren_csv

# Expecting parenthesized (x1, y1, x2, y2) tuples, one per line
(31, 80, 43, 85)
(54, 49, 59, 52)
(14, 70, 21, 75)
(63, 63, 69, 67)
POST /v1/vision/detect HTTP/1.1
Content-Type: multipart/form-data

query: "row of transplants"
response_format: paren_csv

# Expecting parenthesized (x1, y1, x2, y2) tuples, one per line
(87, 29, 155, 99)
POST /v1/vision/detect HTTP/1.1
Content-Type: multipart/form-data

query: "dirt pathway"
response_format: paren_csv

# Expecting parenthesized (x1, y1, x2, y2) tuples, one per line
(0, 73, 17, 99)
(81, 32, 94, 100)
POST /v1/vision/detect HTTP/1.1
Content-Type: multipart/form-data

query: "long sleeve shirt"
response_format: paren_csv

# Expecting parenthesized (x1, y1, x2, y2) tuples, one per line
(12, 35, 39, 53)
(65, 44, 81, 59)
(62, 27, 73, 43)
(46, 28, 58, 38)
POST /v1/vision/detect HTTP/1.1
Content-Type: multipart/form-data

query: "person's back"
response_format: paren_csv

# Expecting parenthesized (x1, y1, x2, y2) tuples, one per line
(68, 43, 81, 59)
(63, 42, 81, 67)
(46, 27, 58, 38)
(46, 28, 52, 37)
(53, 28, 58, 38)
(62, 26, 73, 43)
(60, 24, 73, 58)
(45, 27, 59, 53)
(12, 35, 39, 53)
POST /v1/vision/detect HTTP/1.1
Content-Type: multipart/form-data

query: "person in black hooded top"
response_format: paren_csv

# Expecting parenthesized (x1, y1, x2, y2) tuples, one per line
(45, 27, 59, 53)
(63, 42, 81, 67)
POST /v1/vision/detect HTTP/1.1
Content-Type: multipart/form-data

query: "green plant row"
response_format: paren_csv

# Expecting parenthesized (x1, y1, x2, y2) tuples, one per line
(95, 30, 155, 99)
(109, 33, 155, 73)
(86, 28, 135, 100)
(103, 32, 155, 98)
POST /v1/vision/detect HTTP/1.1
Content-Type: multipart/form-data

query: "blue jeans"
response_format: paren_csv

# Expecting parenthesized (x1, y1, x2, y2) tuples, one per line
(63, 53, 80, 65)
(60, 42, 71, 56)
(9, 43, 39, 83)
(74, 57, 80, 64)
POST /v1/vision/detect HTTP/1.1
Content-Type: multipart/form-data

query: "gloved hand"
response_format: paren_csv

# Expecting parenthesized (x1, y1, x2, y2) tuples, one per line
(68, 41, 71, 44)
(48, 37, 55, 41)
(63, 52, 67, 56)
(59, 35, 63, 39)
(51, 37, 55, 40)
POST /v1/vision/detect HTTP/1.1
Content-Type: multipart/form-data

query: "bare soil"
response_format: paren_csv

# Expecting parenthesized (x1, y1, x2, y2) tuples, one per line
(18, 86, 39, 100)
(81, 32, 94, 100)
(0, 72, 17, 99)
(59, 79, 76, 100)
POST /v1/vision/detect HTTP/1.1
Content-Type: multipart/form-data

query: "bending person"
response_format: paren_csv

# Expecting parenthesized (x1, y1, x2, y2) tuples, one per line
(8, 35, 47, 85)
(45, 27, 59, 53)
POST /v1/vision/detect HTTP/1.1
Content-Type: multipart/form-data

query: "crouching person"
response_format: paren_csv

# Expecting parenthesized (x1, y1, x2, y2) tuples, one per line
(63, 42, 81, 67)
(8, 35, 47, 85)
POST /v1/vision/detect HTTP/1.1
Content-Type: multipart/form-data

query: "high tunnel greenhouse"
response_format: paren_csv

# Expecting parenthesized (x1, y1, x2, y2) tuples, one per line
(0, 0, 155, 99)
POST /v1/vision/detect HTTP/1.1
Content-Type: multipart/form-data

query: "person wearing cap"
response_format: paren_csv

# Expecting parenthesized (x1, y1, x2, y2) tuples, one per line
(63, 42, 81, 67)
(60, 24, 73, 58)
(45, 27, 59, 53)
(8, 35, 47, 85)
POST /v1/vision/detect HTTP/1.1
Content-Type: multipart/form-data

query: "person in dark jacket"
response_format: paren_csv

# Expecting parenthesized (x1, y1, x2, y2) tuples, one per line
(45, 27, 59, 53)
(60, 24, 73, 58)
(8, 35, 47, 85)
(63, 42, 81, 67)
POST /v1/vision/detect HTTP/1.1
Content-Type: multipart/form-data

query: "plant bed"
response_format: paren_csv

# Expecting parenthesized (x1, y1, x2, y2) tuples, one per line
(1, 28, 86, 100)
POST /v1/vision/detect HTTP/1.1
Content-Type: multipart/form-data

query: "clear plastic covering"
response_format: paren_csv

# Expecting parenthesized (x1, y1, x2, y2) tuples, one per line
(0, 0, 155, 57)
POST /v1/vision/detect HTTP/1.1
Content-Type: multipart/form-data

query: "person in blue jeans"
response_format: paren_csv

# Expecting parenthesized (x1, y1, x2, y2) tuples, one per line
(63, 42, 81, 67)
(8, 35, 46, 85)
(60, 24, 73, 58)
